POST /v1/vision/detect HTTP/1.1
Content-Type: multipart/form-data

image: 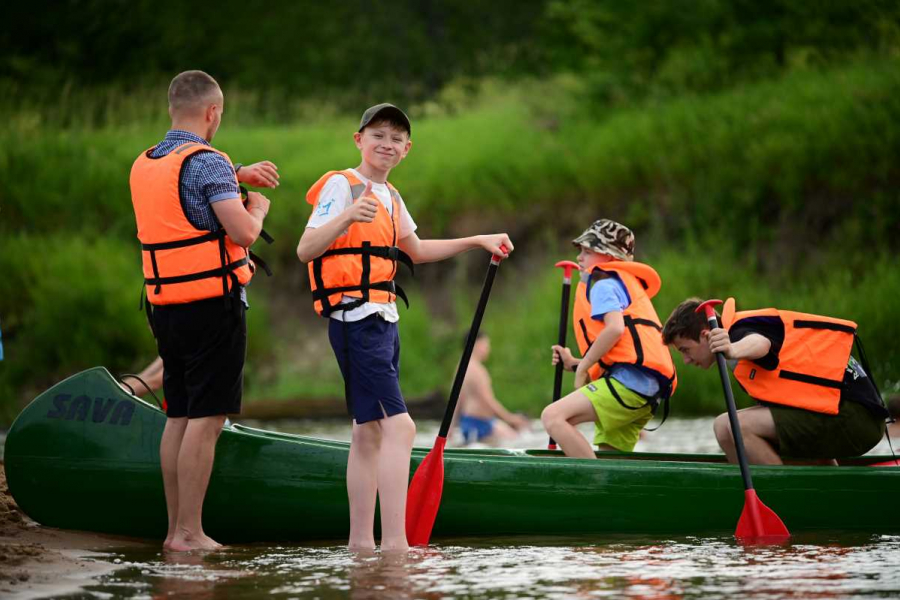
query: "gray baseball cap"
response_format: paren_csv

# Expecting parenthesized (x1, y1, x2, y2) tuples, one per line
(359, 103, 411, 135)
(572, 219, 635, 261)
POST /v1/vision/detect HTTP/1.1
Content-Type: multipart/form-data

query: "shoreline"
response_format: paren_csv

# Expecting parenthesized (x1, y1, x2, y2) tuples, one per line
(0, 461, 151, 598)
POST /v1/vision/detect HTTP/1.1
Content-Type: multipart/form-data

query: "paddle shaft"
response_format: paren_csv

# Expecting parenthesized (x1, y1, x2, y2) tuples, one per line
(548, 262, 578, 449)
(552, 276, 573, 402)
(707, 314, 755, 491)
(437, 254, 502, 438)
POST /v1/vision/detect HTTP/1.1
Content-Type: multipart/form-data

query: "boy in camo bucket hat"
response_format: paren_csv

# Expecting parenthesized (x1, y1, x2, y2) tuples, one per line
(571, 219, 635, 262)
(542, 219, 677, 458)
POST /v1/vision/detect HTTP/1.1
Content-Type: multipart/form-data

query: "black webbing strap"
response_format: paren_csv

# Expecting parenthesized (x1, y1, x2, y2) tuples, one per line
(144, 257, 249, 287)
(312, 281, 410, 316)
(778, 369, 843, 389)
(141, 229, 224, 251)
(249, 250, 273, 277)
(794, 320, 857, 334)
(319, 245, 415, 275)
(310, 244, 414, 317)
(239, 186, 275, 245)
(602, 373, 670, 432)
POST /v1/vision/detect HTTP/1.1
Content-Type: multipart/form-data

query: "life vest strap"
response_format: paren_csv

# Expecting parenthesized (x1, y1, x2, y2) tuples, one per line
(312, 280, 409, 308)
(141, 229, 225, 251)
(248, 250, 273, 277)
(601, 374, 671, 432)
(145, 257, 249, 287)
(319, 245, 415, 275)
(793, 319, 856, 334)
(778, 369, 843, 389)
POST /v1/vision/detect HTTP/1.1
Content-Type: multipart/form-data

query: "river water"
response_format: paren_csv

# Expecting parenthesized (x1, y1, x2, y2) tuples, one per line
(9, 418, 900, 598)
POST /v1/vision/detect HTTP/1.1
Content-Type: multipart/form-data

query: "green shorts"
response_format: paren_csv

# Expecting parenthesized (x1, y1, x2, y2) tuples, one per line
(580, 377, 654, 452)
(770, 399, 885, 459)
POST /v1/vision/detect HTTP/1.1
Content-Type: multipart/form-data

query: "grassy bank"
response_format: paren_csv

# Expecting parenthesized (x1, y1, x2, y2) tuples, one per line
(1, 59, 899, 424)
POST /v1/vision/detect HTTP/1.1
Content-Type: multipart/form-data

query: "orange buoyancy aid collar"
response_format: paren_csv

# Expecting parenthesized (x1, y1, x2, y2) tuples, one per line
(306, 170, 414, 317)
(722, 297, 857, 415)
(572, 261, 677, 398)
(130, 142, 253, 306)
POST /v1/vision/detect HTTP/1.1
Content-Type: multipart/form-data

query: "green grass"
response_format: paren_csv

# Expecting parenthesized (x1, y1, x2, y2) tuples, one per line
(2, 58, 899, 424)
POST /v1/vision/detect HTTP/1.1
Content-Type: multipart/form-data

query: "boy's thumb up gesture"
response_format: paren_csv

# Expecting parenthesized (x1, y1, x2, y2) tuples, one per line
(346, 181, 379, 223)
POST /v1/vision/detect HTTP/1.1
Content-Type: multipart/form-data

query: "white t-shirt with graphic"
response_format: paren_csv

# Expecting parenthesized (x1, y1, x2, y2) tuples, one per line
(306, 168, 417, 322)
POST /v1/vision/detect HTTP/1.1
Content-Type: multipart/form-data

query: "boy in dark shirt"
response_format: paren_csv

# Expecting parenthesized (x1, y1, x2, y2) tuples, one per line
(662, 298, 887, 465)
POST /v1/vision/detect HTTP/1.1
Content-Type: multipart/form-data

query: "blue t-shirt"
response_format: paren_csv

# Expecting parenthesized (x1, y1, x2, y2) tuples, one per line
(588, 274, 660, 398)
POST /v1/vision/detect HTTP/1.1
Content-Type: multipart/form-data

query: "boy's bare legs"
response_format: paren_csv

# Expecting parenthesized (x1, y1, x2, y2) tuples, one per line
(377, 412, 416, 552)
(168, 414, 227, 552)
(348, 420, 382, 551)
(541, 391, 598, 459)
(160, 417, 188, 549)
(713, 405, 783, 465)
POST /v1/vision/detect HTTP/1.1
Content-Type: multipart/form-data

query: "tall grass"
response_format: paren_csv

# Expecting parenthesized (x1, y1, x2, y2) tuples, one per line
(2, 59, 899, 424)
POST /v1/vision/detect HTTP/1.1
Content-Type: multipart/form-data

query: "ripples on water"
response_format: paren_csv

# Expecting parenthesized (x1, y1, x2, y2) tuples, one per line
(87, 534, 900, 599)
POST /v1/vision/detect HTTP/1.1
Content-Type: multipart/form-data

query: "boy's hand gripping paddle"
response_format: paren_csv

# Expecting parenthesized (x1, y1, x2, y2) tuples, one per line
(548, 260, 579, 450)
(406, 247, 508, 546)
(696, 299, 790, 545)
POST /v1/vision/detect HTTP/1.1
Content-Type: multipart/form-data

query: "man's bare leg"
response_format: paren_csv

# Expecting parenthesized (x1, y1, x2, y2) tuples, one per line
(168, 414, 226, 552)
(714, 406, 783, 465)
(377, 412, 416, 552)
(541, 391, 598, 459)
(160, 417, 188, 549)
(347, 420, 381, 552)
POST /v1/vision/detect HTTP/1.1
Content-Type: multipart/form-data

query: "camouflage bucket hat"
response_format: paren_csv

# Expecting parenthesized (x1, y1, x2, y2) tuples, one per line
(572, 219, 635, 261)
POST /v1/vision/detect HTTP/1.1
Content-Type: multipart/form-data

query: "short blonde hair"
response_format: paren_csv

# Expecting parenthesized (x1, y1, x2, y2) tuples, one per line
(168, 70, 221, 115)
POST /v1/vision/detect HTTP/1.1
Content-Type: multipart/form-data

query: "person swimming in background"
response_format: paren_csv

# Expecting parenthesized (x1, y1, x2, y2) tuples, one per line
(453, 332, 530, 445)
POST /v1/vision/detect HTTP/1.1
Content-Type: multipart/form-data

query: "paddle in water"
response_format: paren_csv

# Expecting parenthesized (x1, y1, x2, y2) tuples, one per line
(695, 299, 791, 545)
(548, 260, 579, 450)
(406, 246, 508, 546)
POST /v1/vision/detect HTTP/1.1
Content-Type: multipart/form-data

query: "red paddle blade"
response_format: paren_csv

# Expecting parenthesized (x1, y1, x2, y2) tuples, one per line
(735, 490, 790, 545)
(405, 437, 447, 546)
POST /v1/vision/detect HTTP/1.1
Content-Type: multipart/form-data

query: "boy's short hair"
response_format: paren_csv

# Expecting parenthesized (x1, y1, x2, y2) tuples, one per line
(662, 297, 715, 344)
(168, 70, 221, 115)
(572, 219, 635, 261)
(359, 103, 411, 136)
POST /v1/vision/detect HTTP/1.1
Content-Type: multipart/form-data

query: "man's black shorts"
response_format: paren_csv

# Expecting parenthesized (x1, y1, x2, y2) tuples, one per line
(152, 297, 246, 419)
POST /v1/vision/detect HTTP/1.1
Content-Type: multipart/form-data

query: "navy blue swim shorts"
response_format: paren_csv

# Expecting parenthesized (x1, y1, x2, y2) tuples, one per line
(328, 314, 408, 424)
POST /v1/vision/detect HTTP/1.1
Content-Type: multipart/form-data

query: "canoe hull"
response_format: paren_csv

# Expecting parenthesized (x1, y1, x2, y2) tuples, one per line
(5, 368, 899, 541)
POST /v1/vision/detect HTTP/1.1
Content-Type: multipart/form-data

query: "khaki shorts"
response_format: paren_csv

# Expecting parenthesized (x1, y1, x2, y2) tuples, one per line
(770, 399, 885, 459)
(580, 377, 654, 451)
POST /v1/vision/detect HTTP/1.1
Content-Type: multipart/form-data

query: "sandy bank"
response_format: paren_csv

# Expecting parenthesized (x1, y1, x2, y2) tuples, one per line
(0, 461, 150, 598)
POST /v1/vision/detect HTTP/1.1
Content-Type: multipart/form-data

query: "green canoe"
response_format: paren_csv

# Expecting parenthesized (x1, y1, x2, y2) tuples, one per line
(4, 368, 898, 541)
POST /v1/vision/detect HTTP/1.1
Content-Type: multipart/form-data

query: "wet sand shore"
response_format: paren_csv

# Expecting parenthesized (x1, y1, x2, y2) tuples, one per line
(0, 461, 150, 598)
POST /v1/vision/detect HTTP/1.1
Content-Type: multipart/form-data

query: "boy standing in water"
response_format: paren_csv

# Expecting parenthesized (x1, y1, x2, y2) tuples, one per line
(296, 104, 513, 551)
(541, 220, 677, 457)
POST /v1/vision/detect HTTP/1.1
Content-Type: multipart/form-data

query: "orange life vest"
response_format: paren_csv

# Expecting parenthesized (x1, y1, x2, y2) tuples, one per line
(306, 170, 414, 317)
(721, 297, 856, 415)
(130, 142, 253, 305)
(572, 261, 677, 398)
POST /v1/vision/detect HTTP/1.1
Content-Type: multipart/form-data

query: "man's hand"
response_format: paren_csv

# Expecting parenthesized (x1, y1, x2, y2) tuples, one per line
(237, 161, 280, 188)
(245, 191, 271, 217)
(344, 181, 379, 223)
(551, 345, 579, 372)
(707, 327, 733, 359)
(477, 234, 514, 257)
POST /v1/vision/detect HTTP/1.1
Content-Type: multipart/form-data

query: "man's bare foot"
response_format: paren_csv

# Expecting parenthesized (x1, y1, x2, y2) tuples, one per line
(167, 530, 221, 552)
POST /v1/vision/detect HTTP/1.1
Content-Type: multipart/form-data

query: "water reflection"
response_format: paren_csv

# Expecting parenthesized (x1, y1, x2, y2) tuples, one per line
(83, 534, 900, 599)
